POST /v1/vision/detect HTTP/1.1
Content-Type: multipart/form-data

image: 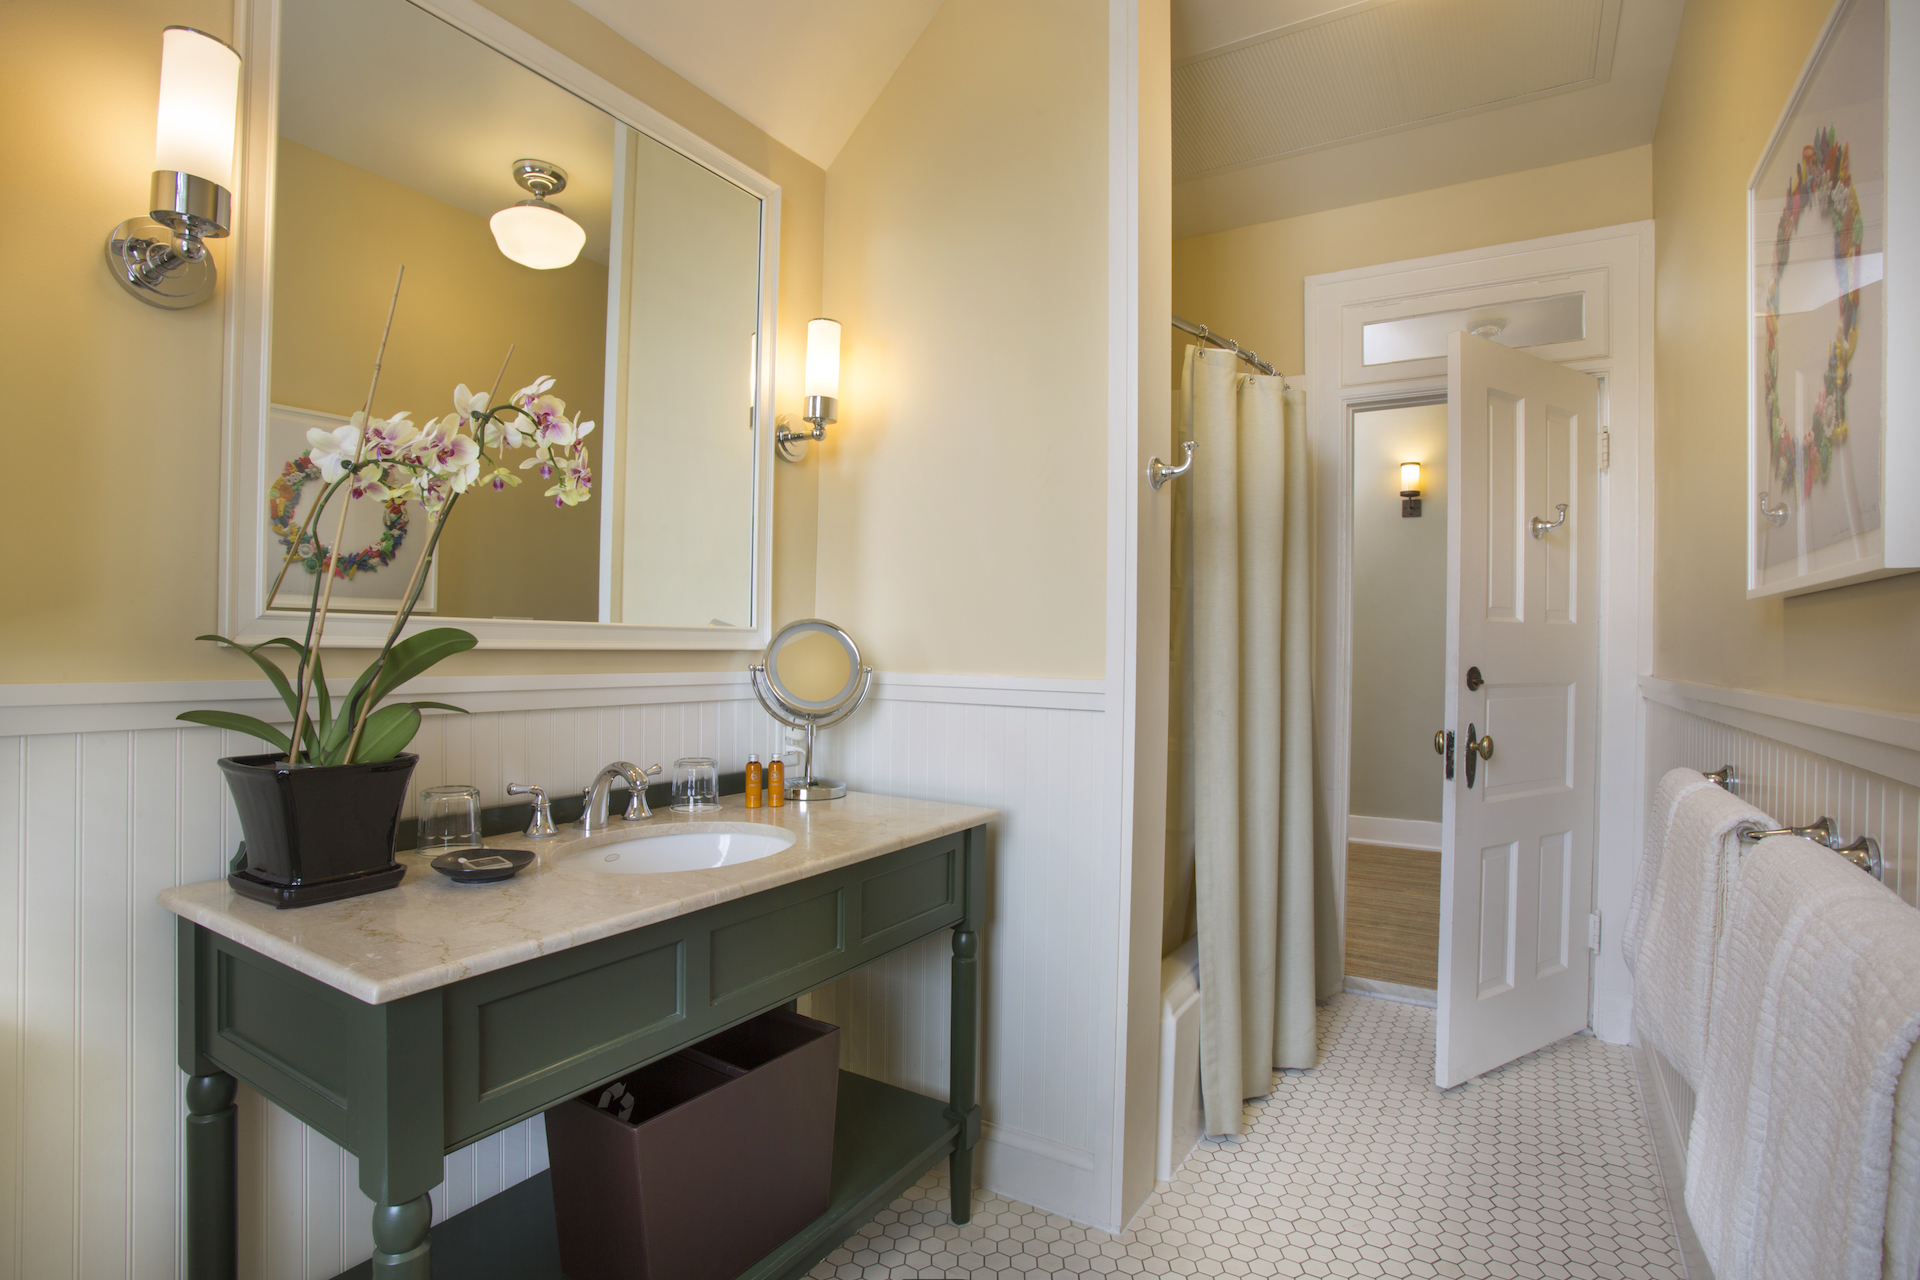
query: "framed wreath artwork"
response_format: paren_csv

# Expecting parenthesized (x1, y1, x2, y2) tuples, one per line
(263, 403, 437, 613)
(1748, 0, 1919, 596)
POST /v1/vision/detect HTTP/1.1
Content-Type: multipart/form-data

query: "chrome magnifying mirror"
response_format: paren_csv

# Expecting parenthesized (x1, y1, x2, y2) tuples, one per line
(749, 619, 874, 802)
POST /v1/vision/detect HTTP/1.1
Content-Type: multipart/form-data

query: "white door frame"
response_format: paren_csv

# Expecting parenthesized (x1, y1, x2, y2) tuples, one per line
(1304, 221, 1655, 1044)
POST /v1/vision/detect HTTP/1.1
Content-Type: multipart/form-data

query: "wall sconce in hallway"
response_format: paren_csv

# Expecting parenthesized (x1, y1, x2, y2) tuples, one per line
(778, 318, 841, 462)
(1400, 462, 1422, 517)
(105, 26, 241, 308)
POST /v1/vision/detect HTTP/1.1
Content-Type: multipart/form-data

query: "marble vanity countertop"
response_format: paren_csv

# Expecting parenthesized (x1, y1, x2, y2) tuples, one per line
(159, 791, 995, 1005)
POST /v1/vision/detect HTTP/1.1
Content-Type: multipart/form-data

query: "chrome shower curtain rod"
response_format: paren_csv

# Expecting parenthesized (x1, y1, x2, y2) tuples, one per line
(1172, 314, 1280, 378)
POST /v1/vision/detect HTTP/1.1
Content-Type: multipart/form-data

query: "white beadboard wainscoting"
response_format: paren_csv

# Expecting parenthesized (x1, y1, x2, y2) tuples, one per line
(0, 669, 1114, 1280)
(1634, 675, 1920, 1264)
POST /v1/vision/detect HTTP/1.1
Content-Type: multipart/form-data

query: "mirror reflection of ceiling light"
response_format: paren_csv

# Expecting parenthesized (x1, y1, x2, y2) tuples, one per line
(489, 159, 585, 269)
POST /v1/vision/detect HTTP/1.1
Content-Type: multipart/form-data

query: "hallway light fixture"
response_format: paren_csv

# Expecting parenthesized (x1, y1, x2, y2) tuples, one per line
(777, 317, 841, 462)
(489, 159, 585, 269)
(105, 26, 241, 309)
(1400, 462, 1422, 517)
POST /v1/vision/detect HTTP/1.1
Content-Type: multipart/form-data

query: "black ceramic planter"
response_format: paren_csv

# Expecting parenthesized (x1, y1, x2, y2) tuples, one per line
(220, 752, 416, 908)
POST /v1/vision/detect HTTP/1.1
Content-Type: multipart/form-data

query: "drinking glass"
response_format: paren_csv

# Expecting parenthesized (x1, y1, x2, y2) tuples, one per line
(671, 758, 720, 812)
(418, 784, 483, 851)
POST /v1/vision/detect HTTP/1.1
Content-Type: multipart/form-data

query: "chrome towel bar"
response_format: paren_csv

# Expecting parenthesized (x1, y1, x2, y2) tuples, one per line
(1738, 815, 1883, 882)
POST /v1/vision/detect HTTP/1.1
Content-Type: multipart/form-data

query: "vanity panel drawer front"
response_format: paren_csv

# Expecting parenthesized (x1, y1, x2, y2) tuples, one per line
(710, 887, 845, 1002)
(197, 932, 360, 1145)
(857, 839, 959, 943)
(476, 940, 684, 1096)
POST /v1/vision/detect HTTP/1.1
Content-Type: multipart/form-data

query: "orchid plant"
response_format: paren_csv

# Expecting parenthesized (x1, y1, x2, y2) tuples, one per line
(181, 372, 595, 766)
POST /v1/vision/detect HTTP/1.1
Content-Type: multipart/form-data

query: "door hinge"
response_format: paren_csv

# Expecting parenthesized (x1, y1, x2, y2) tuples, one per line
(1599, 429, 1611, 472)
(1588, 911, 1602, 954)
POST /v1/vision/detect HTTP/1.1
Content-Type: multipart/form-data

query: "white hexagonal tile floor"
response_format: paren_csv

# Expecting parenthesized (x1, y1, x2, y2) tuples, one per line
(809, 993, 1683, 1279)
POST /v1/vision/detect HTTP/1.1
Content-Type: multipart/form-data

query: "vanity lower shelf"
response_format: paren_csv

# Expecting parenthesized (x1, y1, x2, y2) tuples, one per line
(330, 1070, 958, 1280)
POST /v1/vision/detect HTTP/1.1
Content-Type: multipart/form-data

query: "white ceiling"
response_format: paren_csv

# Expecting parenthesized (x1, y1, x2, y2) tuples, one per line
(1170, 0, 1685, 239)
(566, 0, 945, 170)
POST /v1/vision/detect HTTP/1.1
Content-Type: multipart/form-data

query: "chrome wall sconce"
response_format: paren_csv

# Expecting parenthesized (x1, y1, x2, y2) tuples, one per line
(1400, 462, 1422, 517)
(105, 27, 241, 309)
(777, 318, 841, 462)
(489, 159, 585, 270)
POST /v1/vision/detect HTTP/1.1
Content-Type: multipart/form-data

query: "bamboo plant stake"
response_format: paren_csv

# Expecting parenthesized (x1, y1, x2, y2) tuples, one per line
(339, 344, 515, 764)
(288, 266, 404, 763)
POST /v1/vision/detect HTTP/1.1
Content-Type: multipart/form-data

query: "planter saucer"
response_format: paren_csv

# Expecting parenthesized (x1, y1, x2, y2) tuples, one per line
(431, 848, 536, 883)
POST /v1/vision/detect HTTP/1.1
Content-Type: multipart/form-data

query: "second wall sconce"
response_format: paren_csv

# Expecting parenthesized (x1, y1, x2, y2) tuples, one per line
(105, 26, 241, 309)
(1400, 462, 1422, 517)
(778, 317, 841, 462)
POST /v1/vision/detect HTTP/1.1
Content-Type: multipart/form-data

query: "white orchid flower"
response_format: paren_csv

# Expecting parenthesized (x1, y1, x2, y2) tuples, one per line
(429, 430, 482, 492)
(453, 384, 490, 423)
(545, 446, 593, 507)
(572, 415, 595, 442)
(305, 420, 362, 482)
(362, 412, 418, 461)
(483, 415, 528, 451)
(512, 375, 555, 405)
(346, 467, 392, 502)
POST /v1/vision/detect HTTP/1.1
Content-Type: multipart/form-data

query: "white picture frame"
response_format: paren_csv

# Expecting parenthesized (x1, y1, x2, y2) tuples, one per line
(1748, 0, 1920, 596)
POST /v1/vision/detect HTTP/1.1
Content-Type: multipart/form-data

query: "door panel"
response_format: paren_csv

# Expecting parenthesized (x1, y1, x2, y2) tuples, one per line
(1437, 331, 1600, 1088)
(1481, 683, 1573, 800)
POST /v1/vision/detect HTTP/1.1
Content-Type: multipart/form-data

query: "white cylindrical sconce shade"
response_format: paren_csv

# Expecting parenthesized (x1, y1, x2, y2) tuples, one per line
(1400, 462, 1421, 491)
(805, 318, 841, 401)
(489, 202, 586, 269)
(153, 27, 241, 190)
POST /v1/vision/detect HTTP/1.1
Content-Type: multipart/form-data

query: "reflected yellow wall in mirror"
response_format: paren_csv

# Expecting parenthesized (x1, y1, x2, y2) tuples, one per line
(1, 0, 823, 683)
(273, 138, 604, 623)
(773, 630, 853, 704)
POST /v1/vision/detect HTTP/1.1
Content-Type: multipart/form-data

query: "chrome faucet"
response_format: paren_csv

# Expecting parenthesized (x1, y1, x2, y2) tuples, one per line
(576, 761, 663, 833)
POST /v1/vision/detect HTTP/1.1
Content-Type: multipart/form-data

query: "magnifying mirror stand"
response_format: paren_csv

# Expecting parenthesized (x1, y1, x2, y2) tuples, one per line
(748, 663, 873, 801)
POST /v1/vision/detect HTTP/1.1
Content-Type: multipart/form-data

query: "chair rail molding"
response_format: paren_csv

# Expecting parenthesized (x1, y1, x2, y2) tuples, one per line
(1640, 675, 1920, 788)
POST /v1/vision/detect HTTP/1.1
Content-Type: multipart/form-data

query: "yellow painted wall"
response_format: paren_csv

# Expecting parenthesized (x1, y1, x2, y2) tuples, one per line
(1651, 0, 1920, 708)
(272, 139, 604, 623)
(0, 0, 821, 684)
(816, 0, 1110, 678)
(1171, 146, 1654, 377)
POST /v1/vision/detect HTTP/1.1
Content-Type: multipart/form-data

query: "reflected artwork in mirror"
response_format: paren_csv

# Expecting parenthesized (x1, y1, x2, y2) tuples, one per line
(238, 0, 775, 647)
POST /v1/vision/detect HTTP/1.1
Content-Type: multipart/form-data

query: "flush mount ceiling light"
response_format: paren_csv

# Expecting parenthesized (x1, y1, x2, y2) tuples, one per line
(105, 27, 241, 309)
(489, 159, 585, 269)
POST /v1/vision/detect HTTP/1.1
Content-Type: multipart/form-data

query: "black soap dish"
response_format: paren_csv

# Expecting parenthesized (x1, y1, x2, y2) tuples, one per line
(430, 848, 535, 883)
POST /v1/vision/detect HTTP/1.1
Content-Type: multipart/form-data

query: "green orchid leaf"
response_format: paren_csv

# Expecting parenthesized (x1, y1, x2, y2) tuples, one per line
(195, 633, 300, 721)
(407, 701, 470, 716)
(311, 649, 332, 742)
(351, 703, 421, 763)
(369, 628, 478, 705)
(175, 710, 291, 754)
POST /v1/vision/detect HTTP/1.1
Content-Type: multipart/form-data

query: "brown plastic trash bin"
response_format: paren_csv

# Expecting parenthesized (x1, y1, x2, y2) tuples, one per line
(544, 1009, 841, 1280)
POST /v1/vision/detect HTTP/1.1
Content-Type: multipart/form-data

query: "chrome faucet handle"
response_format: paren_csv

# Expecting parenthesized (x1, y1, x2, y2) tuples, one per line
(506, 784, 558, 838)
(620, 764, 664, 820)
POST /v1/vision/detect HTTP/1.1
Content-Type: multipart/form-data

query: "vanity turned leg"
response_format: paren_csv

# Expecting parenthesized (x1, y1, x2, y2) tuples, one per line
(946, 925, 980, 1225)
(185, 1070, 239, 1280)
(370, 1194, 434, 1277)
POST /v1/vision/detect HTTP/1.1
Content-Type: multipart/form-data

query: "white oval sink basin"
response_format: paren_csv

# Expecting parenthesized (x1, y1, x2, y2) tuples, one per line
(584, 825, 796, 874)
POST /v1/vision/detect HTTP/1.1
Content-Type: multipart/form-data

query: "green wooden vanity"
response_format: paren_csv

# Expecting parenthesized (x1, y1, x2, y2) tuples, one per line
(164, 795, 991, 1279)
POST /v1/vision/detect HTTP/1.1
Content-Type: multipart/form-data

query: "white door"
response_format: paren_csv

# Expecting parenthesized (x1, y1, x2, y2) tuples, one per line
(1436, 332, 1600, 1089)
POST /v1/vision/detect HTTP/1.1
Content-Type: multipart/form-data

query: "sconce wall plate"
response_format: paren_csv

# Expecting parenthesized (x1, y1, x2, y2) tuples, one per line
(106, 214, 216, 308)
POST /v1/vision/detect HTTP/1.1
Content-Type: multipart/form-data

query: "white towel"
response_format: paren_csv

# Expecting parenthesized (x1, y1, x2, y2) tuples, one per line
(1684, 835, 1920, 1280)
(1623, 767, 1770, 1085)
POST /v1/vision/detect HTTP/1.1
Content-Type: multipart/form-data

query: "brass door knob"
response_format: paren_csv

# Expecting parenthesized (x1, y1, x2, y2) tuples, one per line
(1434, 730, 1446, 755)
(1468, 732, 1494, 760)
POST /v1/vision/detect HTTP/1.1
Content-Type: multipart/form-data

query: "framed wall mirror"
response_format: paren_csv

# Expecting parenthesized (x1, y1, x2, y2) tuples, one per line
(220, 0, 779, 649)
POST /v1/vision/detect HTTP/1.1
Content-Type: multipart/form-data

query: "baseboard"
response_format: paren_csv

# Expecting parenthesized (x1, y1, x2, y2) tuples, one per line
(977, 1124, 1108, 1230)
(1630, 1037, 1712, 1279)
(1347, 815, 1441, 851)
(1343, 976, 1436, 1008)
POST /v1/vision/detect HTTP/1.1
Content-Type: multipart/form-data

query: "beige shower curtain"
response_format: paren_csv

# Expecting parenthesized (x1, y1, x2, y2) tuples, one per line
(1165, 344, 1337, 1136)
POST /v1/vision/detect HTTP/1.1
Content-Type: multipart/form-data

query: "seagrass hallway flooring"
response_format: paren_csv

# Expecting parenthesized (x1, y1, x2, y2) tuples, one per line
(1345, 841, 1441, 990)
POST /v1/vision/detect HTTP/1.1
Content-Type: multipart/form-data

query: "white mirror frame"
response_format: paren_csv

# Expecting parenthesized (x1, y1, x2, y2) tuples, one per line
(220, 0, 780, 649)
